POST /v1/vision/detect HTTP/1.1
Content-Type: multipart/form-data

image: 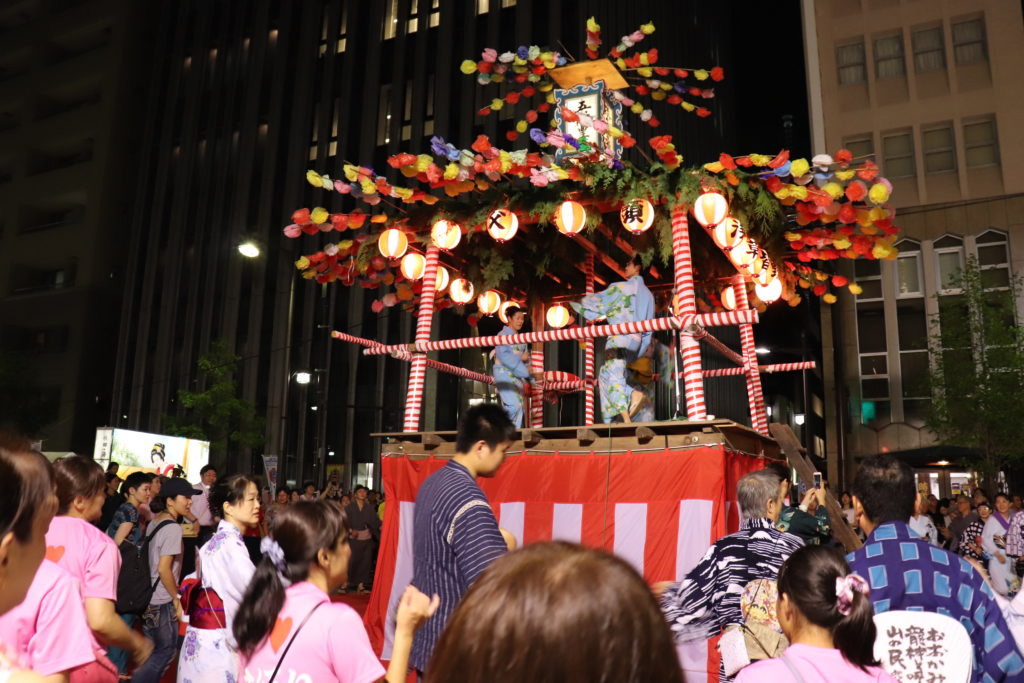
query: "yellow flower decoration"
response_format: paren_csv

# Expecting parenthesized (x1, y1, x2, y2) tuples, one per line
(630, 103, 644, 114)
(784, 231, 802, 241)
(343, 164, 359, 182)
(306, 169, 323, 187)
(694, 69, 709, 81)
(639, 52, 649, 66)
(615, 58, 627, 69)
(823, 293, 838, 304)
(834, 169, 855, 181)
(490, 98, 504, 111)
(637, 67, 653, 77)
(748, 154, 771, 166)
(789, 159, 810, 177)
(301, 270, 317, 280)
(651, 90, 666, 101)
(587, 16, 600, 32)
(310, 207, 329, 224)
(295, 256, 310, 270)
(460, 60, 477, 75)
(868, 183, 890, 205)
(822, 182, 844, 199)
(848, 283, 863, 295)
(833, 238, 852, 250)
(640, 22, 655, 34)
(680, 101, 695, 112)
(515, 120, 528, 133)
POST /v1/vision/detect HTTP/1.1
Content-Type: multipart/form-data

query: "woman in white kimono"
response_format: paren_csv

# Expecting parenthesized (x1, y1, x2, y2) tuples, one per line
(177, 474, 261, 682)
(983, 493, 1019, 597)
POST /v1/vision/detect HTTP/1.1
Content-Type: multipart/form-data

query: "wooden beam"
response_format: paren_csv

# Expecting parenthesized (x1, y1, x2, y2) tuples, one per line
(576, 428, 598, 445)
(770, 423, 862, 551)
(635, 426, 656, 443)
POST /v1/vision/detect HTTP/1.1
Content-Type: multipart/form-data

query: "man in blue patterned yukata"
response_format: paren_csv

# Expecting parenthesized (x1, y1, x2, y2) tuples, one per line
(492, 306, 543, 428)
(849, 454, 1024, 682)
(570, 255, 655, 423)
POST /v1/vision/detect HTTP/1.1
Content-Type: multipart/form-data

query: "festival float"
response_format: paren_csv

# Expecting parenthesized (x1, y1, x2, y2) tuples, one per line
(283, 18, 898, 680)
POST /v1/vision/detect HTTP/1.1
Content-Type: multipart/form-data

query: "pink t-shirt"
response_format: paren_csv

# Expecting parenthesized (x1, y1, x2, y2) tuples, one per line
(240, 582, 384, 683)
(0, 560, 96, 676)
(45, 515, 121, 602)
(735, 644, 898, 683)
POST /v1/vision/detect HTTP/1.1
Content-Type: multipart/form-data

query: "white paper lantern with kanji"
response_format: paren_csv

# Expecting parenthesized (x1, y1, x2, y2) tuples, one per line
(431, 219, 462, 250)
(434, 265, 450, 292)
(713, 217, 744, 250)
(378, 228, 409, 259)
(619, 198, 655, 234)
(450, 278, 474, 304)
(692, 190, 728, 227)
(729, 239, 758, 268)
(400, 252, 426, 280)
(754, 258, 776, 287)
(721, 286, 738, 311)
(755, 276, 783, 303)
(486, 208, 519, 242)
(553, 200, 587, 236)
(477, 290, 503, 315)
(546, 303, 572, 328)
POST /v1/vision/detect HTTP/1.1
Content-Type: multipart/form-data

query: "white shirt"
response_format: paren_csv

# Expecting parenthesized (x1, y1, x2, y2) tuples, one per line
(191, 482, 213, 526)
(909, 513, 938, 545)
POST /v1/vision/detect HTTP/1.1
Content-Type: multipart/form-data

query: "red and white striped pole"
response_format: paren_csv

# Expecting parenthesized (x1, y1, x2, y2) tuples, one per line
(583, 254, 596, 425)
(529, 302, 545, 428)
(671, 206, 707, 419)
(402, 244, 440, 432)
(732, 275, 769, 435)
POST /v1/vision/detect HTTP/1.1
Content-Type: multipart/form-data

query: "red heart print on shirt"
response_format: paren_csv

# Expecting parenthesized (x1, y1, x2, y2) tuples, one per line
(270, 617, 292, 652)
(45, 546, 65, 563)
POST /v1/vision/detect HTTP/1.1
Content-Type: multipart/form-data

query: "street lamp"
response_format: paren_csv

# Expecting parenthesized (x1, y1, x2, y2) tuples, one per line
(794, 413, 805, 426)
(294, 371, 312, 385)
(755, 346, 770, 355)
(238, 241, 261, 258)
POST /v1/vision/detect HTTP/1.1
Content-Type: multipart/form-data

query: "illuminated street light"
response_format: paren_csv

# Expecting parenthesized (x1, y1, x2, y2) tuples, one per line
(238, 241, 260, 258)
(294, 371, 312, 385)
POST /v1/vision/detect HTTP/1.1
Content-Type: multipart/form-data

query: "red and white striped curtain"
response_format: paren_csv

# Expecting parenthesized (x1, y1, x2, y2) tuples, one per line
(363, 445, 767, 682)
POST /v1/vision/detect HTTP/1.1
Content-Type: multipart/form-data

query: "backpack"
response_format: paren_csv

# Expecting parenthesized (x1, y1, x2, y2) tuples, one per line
(115, 519, 176, 615)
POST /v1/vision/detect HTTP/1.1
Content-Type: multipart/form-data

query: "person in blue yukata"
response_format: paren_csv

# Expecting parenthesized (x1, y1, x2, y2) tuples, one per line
(492, 307, 543, 428)
(849, 454, 1024, 682)
(570, 254, 655, 423)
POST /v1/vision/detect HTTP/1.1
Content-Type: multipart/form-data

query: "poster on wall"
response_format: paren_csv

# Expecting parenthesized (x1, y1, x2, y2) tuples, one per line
(262, 455, 279, 497)
(94, 428, 210, 482)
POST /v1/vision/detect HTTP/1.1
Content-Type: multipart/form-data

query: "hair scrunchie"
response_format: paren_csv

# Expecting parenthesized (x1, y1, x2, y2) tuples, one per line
(260, 537, 287, 573)
(835, 573, 870, 616)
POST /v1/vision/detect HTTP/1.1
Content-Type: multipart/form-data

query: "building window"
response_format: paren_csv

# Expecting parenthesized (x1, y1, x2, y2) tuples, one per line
(952, 17, 987, 65)
(895, 240, 923, 297)
(854, 258, 883, 301)
(874, 34, 906, 79)
(922, 125, 956, 174)
(424, 74, 435, 136)
(912, 26, 945, 72)
(837, 41, 867, 85)
(383, 0, 399, 40)
(933, 234, 964, 292)
(843, 135, 874, 161)
(401, 80, 413, 141)
(409, 0, 440, 32)
(882, 131, 915, 178)
(963, 118, 998, 168)
(855, 254, 889, 426)
(976, 229, 1010, 290)
(377, 85, 392, 146)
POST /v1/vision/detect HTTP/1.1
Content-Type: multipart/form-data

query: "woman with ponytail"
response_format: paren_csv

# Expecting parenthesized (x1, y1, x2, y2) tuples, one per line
(177, 474, 261, 682)
(234, 500, 437, 683)
(736, 545, 897, 682)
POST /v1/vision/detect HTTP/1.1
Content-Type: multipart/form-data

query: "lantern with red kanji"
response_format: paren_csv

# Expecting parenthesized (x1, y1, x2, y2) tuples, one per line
(431, 219, 462, 250)
(450, 278, 475, 304)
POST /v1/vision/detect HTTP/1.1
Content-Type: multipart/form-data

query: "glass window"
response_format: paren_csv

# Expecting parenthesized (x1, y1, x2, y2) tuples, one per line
(874, 34, 906, 79)
(376, 84, 392, 146)
(922, 126, 955, 173)
(976, 229, 1007, 244)
(897, 301, 928, 350)
(963, 118, 998, 168)
(936, 250, 963, 290)
(861, 355, 887, 375)
(857, 303, 886, 354)
(855, 259, 882, 279)
(980, 268, 1010, 289)
(952, 18, 987, 65)
(844, 136, 874, 161)
(896, 252, 922, 296)
(382, 0, 398, 40)
(477, 0, 489, 13)
(862, 378, 890, 399)
(912, 27, 946, 72)
(883, 132, 915, 178)
(861, 400, 891, 427)
(837, 41, 867, 85)
(903, 398, 930, 428)
(901, 351, 930, 397)
(934, 234, 964, 249)
(978, 243, 1008, 266)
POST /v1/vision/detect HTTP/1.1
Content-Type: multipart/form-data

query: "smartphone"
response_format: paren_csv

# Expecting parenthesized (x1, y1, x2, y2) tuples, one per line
(812, 471, 822, 489)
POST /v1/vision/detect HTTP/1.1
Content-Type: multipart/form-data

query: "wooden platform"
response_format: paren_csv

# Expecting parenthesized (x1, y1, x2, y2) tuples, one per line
(375, 418, 781, 459)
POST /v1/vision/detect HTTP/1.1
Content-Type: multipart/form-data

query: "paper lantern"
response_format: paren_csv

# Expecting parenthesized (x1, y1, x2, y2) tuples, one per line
(755, 276, 783, 303)
(713, 217, 744, 250)
(450, 278, 474, 304)
(400, 252, 426, 280)
(546, 303, 572, 328)
(498, 300, 521, 324)
(729, 239, 757, 268)
(754, 258, 776, 287)
(431, 219, 462, 250)
(477, 289, 503, 315)
(434, 265, 450, 292)
(486, 208, 519, 242)
(721, 286, 738, 311)
(620, 198, 655, 234)
(553, 200, 587, 236)
(692, 190, 728, 227)
(377, 228, 408, 259)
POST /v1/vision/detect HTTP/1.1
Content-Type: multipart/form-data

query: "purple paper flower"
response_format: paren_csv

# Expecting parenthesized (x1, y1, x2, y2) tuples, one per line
(673, 81, 687, 94)
(517, 46, 529, 59)
(529, 128, 547, 145)
(430, 136, 449, 157)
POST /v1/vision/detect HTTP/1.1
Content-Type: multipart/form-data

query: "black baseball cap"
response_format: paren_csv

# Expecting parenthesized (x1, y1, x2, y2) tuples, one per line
(160, 478, 202, 498)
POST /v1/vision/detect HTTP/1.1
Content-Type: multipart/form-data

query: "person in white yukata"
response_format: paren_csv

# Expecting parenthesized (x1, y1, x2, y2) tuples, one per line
(492, 307, 543, 428)
(571, 255, 655, 423)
